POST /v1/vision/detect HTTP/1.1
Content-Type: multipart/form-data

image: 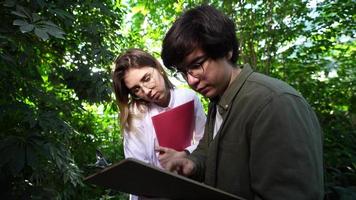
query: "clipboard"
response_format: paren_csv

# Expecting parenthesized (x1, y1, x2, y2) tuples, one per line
(85, 158, 245, 200)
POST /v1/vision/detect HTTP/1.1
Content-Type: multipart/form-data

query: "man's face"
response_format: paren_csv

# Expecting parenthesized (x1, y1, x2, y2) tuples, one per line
(180, 48, 232, 98)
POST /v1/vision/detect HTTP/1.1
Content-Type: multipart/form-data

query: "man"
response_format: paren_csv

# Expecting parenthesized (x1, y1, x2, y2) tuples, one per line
(161, 5, 324, 200)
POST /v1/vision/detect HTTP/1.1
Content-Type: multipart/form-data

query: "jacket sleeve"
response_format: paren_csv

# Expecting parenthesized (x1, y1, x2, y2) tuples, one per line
(188, 102, 215, 182)
(249, 93, 324, 200)
(123, 118, 156, 165)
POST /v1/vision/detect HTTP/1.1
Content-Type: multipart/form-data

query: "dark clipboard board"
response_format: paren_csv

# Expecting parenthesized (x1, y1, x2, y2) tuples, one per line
(85, 158, 245, 200)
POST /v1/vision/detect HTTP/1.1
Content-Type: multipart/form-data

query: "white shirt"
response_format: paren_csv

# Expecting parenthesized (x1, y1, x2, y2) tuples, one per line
(213, 105, 223, 139)
(123, 88, 206, 200)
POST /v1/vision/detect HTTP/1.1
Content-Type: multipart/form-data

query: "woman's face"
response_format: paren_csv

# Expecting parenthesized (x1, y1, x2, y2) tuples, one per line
(123, 66, 170, 107)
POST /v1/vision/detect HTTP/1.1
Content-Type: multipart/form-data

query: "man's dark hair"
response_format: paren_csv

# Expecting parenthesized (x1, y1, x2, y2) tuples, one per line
(161, 5, 239, 70)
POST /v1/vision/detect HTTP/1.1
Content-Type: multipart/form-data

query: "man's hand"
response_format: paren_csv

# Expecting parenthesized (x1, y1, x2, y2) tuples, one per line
(165, 157, 196, 177)
(155, 146, 188, 168)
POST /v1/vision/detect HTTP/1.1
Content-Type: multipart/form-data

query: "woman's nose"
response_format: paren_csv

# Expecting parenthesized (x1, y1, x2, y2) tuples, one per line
(141, 86, 152, 96)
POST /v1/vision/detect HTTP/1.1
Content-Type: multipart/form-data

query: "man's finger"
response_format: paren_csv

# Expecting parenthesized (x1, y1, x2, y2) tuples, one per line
(165, 159, 176, 171)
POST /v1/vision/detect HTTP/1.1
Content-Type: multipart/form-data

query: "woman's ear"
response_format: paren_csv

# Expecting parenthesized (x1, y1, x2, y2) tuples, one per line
(226, 51, 233, 60)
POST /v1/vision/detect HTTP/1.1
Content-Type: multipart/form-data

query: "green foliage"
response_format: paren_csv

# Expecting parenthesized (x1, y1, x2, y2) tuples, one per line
(0, 0, 354, 199)
(0, 0, 125, 199)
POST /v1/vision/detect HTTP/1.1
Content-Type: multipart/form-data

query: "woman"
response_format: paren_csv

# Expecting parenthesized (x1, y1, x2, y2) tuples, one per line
(112, 49, 206, 197)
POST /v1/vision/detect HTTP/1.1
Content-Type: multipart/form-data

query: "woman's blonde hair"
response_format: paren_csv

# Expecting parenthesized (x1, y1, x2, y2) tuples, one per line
(112, 49, 174, 131)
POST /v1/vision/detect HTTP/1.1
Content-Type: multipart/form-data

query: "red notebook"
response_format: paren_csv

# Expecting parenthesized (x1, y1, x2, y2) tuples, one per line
(152, 100, 194, 151)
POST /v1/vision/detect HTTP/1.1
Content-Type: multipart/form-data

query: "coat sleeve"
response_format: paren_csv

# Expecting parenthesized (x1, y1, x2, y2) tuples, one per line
(249, 93, 324, 200)
(123, 118, 155, 165)
(188, 102, 216, 182)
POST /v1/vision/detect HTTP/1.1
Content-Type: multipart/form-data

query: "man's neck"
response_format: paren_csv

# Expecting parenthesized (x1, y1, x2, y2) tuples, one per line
(211, 67, 241, 102)
(229, 67, 241, 88)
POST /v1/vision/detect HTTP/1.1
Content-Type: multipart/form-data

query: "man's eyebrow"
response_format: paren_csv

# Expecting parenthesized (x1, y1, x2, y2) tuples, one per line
(185, 55, 206, 68)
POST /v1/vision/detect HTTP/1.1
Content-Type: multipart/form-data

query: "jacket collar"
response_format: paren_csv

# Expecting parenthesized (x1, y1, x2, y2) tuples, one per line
(217, 64, 254, 115)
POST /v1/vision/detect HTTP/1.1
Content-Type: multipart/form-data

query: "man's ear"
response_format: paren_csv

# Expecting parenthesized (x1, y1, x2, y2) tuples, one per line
(226, 51, 233, 60)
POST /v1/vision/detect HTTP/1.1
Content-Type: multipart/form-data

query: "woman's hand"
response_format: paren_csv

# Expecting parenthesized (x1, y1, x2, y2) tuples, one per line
(155, 146, 188, 168)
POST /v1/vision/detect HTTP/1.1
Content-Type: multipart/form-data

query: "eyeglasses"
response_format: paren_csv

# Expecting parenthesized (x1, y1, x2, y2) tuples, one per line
(172, 56, 208, 80)
(129, 68, 156, 97)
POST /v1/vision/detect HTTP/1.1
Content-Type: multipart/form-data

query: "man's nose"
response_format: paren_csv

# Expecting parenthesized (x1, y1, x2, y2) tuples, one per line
(186, 74, 200, 87)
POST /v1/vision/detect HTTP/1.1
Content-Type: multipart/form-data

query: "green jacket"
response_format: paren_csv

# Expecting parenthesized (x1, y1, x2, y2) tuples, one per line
(190, 64, 324, 200)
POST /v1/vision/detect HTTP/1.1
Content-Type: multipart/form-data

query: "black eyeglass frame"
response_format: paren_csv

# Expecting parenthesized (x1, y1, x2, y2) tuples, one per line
(171, 56, 209, 80)
(128, 67, 156, 97)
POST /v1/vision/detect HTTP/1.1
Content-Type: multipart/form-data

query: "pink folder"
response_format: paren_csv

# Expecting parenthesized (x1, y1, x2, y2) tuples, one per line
(151, 100, 194, 151)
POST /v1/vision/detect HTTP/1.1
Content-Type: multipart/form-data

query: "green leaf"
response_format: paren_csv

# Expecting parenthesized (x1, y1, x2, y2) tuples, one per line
(45, 26, 65, 39)
(0, 53, 16, 65)
(34, 28, 49, 41)
(34, 21, 66, 39)
(11, 11, 28, 18)
(42, 21, 58, 27)
(14, 5, 31, 18)
(20, 24, 34, 33)
(3, 0, 16, 7)
(32, 13, 41, 22)
(13, 19, 28, 26)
